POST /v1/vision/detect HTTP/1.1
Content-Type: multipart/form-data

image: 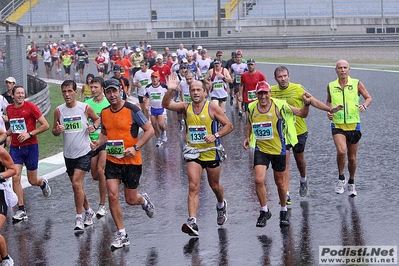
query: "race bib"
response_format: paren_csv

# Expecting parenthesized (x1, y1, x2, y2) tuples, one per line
(213, 81, 224, 90)
(63, 115, 83, 132)
(10, 118, 27, 133)
(106, 140, 124, 158)
(150, 92, 162, 101)
(188, 126, 207, 143)
(140, 79, 149, 87)
(235, 74, 241, 83)
(247, 90, 257, 101)
(201, 72, 207, 78)
(99, 63, 104, 69)
(252, 122, 274, 140)
(79, 56, 84, 62)
(120, 68, 125, 74)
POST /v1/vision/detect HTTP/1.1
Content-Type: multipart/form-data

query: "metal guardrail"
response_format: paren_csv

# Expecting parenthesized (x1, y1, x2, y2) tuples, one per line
(74, 34, 399, 54)
(26, 74, 51, 116)
(0, 0, 25, 21)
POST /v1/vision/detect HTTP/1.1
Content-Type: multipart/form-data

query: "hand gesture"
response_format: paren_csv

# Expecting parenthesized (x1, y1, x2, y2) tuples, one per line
(166, 73, 179, 91)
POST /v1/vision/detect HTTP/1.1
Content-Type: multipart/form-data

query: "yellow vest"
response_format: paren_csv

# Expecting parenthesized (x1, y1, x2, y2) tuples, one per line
(186, 101, 219, 161)
(271, 82, 307, 135)
(329, 76, 360, 125)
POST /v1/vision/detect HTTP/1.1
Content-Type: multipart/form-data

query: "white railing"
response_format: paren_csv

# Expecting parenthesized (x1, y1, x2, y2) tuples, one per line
(0, 0, 26, 21)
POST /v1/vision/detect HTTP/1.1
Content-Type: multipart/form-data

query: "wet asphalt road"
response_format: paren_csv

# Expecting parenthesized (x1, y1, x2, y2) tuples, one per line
(3, 62, 398, 265)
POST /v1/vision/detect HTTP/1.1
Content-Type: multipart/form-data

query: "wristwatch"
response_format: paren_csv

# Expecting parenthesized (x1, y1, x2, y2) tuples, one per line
(29, 132, 34, 137)
(134, 145, 140, 151)
(214, 132, 220, 139)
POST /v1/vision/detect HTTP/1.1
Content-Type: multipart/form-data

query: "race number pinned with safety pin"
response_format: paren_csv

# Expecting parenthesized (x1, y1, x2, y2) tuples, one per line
(10, 118, 27, 134)
(63, 115, 83, 133)
(213, 81, 224, 90)
(252, 122, 274, 140)
(188, 126, 208, 144)
(106, 140, 125, 158)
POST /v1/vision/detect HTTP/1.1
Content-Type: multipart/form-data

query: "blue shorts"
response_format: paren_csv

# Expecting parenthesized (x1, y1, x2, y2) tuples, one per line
(150, 107, 165, 117)
(10, 144, 39, 171)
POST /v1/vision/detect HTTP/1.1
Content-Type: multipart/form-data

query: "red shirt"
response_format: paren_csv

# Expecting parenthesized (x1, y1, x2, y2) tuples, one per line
(6, 101, 43, 147)
(151, 64, 171, 84)
(240, 71, 267, 103)
(28, 48, 39, 62)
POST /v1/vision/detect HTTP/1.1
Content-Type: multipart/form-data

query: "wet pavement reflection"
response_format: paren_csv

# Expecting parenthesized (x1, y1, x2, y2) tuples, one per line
(4, 65, 399, 265)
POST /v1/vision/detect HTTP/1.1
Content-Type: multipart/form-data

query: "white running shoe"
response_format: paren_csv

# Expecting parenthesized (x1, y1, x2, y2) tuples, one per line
(335, 179, 346, 194)
(111, 232, 130, 249)
(347, 183, 357, 197)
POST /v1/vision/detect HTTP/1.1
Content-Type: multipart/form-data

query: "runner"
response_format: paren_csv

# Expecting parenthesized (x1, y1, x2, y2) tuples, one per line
(90, 78, 155, 250)
(6, 86, 51, 222)
(52, 80, 100, 232)
(132, 60, 153, 119)
(85, 77, 110, 218)
(162, 76, 234, 237)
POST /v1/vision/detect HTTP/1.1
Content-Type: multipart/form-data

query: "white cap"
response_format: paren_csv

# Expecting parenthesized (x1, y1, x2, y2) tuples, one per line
(5, 77, 16, 83)
(112, 43, 116, 46)
(72, 41, 77, 45)
(156, 54, 163, 60)
(53, 43, 57, 46)
(135, 47, 141, 52)
(147, 44, 151, 48)
(197, 45, 202, 50)
(102, 42, 106, 46)
(182, 58, 188, 63)
(79, 44, 84, 47)
(171, 52, 177, 57)
(62, 39, 65, 42)
(113, 46, 118, 50)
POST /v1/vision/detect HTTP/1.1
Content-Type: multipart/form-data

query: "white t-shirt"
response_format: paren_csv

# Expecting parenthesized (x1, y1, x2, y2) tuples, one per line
(196, 57, 212, 78)
(145, 83, 168, 109)
(176, 48, 188, 57)
(134, 69, 153, 97)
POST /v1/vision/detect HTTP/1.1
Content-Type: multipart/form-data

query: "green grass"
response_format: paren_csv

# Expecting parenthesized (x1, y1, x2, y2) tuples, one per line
(37, 84, 64, 159)
(252, 56, 399, 71)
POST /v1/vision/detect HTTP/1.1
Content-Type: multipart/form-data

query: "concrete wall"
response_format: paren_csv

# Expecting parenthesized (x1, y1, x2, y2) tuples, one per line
(25, 17, 399, 43)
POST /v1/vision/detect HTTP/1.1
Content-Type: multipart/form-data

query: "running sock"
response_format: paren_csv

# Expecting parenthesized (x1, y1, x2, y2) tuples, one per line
(189, 217, 196, 223)
(261, 205, 268, 212)
(76, 214, 83, 219)
(286, 191, 290, 196)
(300, 177, 307, 183)
(85, 208, 94, 214)
(118, 228, 126, 236)
(18, 205, 25, 211)
(216, 201, 225, 209)
(280, 206, 288, 212)
(339, 174, 345, 180)
(348, 179, 354, 184)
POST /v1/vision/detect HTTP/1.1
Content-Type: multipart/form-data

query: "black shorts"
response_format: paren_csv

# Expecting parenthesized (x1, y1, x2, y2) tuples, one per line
(103, 64, 109, 74)
(253, 150, 286, 172)
(64, 152, 92, 177)
(138, 96, 144, 104)
(187, 159, 220, 169)
(44, 62, 51, 68)
(210, 97, 227, 103)
(233, 83, 240, 94)
(286, 132, 308, 153)
(63, 65, 71, 74)
(84, 58, 89, 64)
(0, 190, 7, 217)
(78, 61, 85, 70)
(51, 57, 59, 63)
(332, 128, 362, 144)
(90, 143, 106, 157)
(105, 160, 142, 189)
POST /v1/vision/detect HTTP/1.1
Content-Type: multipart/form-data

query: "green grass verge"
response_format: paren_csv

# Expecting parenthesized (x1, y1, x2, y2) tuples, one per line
(37, 84, 64, 159)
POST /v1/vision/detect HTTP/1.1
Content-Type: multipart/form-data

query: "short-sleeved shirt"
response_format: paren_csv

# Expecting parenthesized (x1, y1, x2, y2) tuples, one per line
(151, 64, 171, 84)
(101, 102, 148, 165)
(145, 83, 168, 109)
(6, 101, 43, 147)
